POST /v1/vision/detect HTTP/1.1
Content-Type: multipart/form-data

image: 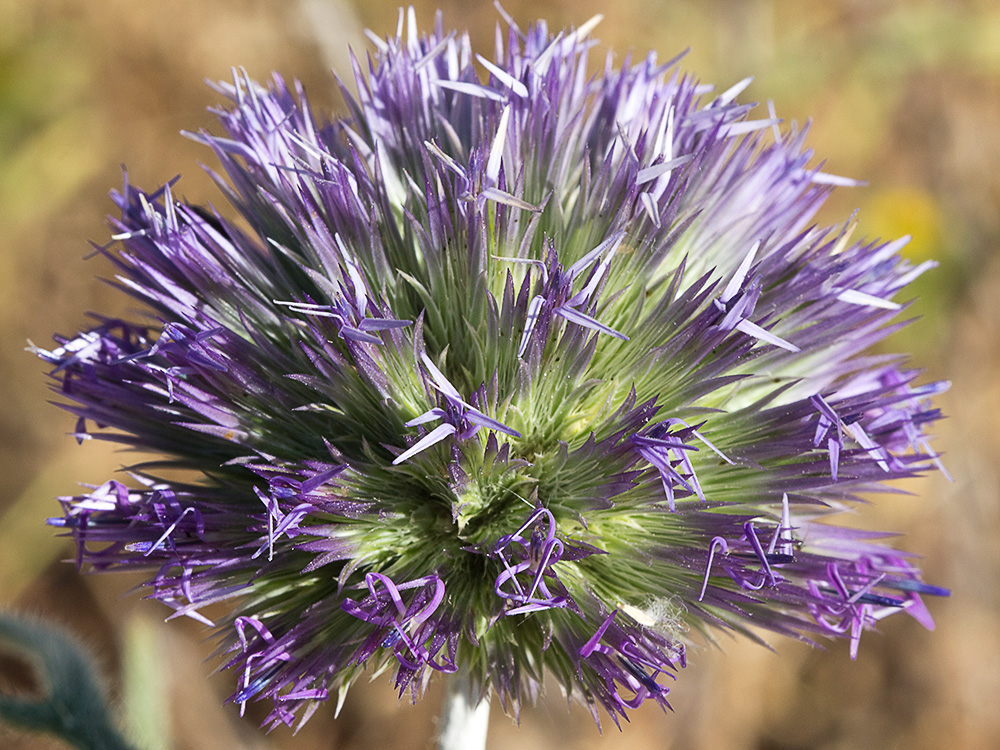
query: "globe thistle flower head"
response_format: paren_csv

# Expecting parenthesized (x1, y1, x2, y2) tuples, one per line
(38, 7, 949, 731)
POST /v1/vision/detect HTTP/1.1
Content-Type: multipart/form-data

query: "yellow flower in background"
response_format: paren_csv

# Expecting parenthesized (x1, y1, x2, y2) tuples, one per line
(865, 185, 943, 262)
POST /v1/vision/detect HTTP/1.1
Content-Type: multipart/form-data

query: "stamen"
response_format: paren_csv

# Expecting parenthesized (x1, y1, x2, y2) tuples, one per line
(698, 537, 728, 601)
(742, 521, 778, 589)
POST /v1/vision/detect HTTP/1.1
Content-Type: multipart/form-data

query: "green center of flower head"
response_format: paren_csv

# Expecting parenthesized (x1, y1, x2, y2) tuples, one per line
(38, 7, 949, 731)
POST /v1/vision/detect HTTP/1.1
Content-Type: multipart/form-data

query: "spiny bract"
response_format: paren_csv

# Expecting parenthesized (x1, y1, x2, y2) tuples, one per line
(38, 8, 948, 730)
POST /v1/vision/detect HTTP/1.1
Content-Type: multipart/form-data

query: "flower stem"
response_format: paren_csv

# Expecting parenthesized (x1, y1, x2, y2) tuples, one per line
(438, 675, 490, 750)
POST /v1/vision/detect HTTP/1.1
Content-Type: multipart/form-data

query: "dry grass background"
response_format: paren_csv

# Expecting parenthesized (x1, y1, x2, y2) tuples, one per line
(1, 0, 998, 748)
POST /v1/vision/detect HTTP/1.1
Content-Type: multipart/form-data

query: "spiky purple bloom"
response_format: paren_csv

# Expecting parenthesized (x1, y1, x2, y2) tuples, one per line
(37, 8, 948, 731)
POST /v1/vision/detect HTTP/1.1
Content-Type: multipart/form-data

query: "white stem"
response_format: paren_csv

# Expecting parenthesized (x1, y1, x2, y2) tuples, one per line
(438, 675, 490, 750)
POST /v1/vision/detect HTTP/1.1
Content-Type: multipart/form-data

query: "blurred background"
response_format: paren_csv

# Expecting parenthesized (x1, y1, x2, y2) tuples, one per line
(1, 0, 997, 748)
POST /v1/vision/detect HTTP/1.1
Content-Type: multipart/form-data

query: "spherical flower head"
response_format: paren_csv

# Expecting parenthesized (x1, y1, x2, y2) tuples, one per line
(37, 8, 949, 731)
